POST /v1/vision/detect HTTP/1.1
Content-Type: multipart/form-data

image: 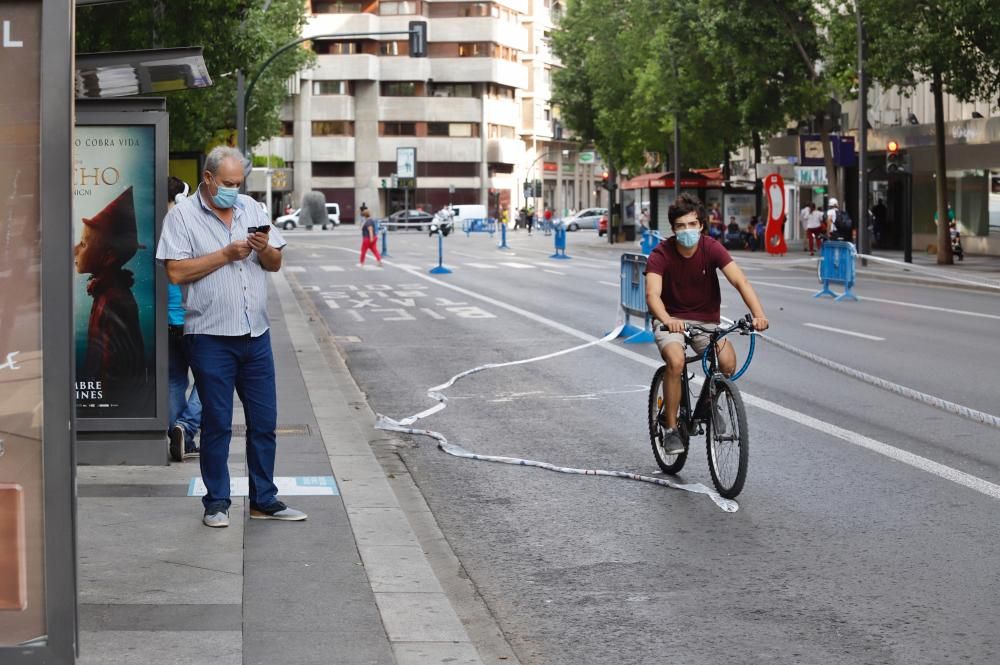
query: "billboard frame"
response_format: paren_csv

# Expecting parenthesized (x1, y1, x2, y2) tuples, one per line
(0, 0, 78, 661)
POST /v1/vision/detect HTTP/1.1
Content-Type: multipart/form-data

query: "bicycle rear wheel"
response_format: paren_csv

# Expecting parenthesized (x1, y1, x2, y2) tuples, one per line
(705, 376, 749, 498)
(648, 366, 688, 474)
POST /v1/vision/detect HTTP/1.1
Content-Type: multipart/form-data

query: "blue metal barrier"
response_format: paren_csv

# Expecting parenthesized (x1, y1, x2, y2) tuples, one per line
(617, 253, 654, 343)
(814, 240, 858, 301)
(462, 218, 496, 236)
(550, 226, 570, 259)
(640, 228, 664, 256)
(379, 225, 390, 257)
(429, 228, 452, 274)
(497, 220, 510, 250)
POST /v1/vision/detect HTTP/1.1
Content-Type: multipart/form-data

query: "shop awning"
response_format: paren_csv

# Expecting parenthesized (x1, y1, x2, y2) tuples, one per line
(621, 168, 725, 190)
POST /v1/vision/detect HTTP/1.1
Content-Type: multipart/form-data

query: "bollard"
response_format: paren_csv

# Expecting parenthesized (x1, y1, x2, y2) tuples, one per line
(549, 226, 570, 260)
(380, 227, 390, 258)
(498, 220, 510, 250)
(429, 228, 452, 274)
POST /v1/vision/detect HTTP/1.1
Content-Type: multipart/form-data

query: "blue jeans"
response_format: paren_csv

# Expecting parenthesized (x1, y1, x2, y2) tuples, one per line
(186, 332, 279, 513)
(169, 331, 202, 451)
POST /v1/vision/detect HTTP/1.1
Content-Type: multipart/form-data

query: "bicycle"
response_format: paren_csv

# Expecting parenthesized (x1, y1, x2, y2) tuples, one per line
(647, 314, 757, 499)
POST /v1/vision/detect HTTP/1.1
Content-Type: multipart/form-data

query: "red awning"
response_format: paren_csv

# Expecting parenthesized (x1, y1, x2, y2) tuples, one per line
(621, 169, 725, 190)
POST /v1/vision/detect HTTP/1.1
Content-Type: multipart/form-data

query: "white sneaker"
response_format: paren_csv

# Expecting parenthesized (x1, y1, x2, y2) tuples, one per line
(203, 510, 229, 528)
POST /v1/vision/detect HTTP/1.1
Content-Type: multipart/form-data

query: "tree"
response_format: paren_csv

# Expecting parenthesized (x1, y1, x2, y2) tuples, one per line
(842, 0, 1000, 264)
(76, 0, 312, 154)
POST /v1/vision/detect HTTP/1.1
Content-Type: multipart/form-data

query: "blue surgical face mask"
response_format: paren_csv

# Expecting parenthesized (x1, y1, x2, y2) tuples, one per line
(676, 229, 700, 248)
(210, 177, 239, 209)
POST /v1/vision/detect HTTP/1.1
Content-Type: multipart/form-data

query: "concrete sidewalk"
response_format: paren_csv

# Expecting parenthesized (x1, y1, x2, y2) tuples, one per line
(75, 270, 498, 665)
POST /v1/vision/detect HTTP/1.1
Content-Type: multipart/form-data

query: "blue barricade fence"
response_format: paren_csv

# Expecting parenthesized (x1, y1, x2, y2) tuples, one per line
(550, 225, 570, 260)
(640, 228, 664, 256)
(497, 220, 510, 250)
(462, 218, 496, 236)
(617, 253, 654, 343)
(814, 240, 858, 301)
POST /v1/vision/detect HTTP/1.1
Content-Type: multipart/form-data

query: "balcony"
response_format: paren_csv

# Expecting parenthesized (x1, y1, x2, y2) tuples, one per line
(379, 96, 481, 123)
(430, 18, 528, 51)
(310, 95, 356, 121)
(309, 137, 356, 161)
(378, 137, 481, 162)
(378, 56, 434, 81)
(313, 54, 379, 81)
(486, 138, 523, 164)
(305, 12, 380, 38)
(483, 98, 518, 125)
(430, 58, 527, 89)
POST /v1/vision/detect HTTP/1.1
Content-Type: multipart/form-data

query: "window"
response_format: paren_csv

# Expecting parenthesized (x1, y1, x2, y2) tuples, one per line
(379, 1, 418, 15)
(487, 84, 515, 100)
(460, 2, 489, 16)
(379, 41, 403, 56)
(313, 1, 362, 13)
(312, 121, 354, 136)
(312, 80, 350, 95)
(427, 123, 476, 137)
(280, 121, 294, 136)
(314, 40, 360, 55)
(381, 82, 419, 96)
(381, 122, 417, 136)
(429, 83, 475, 98)
(458, 43, 483, 57)
(312, 162, 356, 177)
(488, 124, 515, 139)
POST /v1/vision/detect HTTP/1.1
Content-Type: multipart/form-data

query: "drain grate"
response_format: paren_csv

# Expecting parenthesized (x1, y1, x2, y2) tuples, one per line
(231, 424, 311, 437)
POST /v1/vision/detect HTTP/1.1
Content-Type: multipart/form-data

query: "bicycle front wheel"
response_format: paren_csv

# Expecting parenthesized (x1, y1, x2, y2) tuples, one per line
(648, 366, 688, 474)
(706, 376, 749, 498)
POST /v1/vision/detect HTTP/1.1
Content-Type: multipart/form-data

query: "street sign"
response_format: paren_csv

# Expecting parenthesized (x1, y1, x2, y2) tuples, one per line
(795, 166, 828, 186)
(391, 173, 399, 188)
(579, 151, 596, 164)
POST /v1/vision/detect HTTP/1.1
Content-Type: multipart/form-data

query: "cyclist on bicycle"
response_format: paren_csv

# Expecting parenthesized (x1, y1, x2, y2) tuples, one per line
(645, 193, 769, 454)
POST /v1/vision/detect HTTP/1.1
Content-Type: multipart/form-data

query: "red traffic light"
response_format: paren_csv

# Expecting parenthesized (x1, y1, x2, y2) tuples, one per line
(601, 171, 609, 180)
(887, 140, 899, 153)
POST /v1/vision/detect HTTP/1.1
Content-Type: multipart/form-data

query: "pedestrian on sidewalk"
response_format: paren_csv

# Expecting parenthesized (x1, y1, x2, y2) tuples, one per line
(803, 202, 824, 255)
(155, 146, 307, 528)
(165, 176, 202, 462)
(359, 208, 383, 267)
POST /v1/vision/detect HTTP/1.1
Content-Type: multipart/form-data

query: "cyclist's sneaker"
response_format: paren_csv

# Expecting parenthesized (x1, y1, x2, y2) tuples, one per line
(662, 428, 685, 455)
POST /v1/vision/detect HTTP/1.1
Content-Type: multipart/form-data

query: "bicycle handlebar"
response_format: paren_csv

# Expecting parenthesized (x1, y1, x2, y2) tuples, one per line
(655, 314, 757, 381)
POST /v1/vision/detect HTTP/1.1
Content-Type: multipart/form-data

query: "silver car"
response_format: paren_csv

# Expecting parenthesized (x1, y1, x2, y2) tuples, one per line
(563, 207, 608, 231)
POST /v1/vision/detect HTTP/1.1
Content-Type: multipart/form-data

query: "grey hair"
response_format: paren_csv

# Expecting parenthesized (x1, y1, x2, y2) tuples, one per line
(204, 146, 247, 175)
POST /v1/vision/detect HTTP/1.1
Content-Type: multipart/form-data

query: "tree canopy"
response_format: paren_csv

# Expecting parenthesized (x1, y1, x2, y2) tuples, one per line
(76, 0, 313, 154)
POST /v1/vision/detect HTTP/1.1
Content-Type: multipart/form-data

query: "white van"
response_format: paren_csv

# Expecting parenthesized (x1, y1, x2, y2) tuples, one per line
(447, 204, 488, 226)
(275, 202, 341, 230)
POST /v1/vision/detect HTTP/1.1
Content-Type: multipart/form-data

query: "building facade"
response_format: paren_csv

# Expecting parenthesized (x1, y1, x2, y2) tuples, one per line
(259, 0, 600, 225)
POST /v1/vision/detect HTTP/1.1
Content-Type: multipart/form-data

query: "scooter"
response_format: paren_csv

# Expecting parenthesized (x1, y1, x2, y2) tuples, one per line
(429, 209, 454, 237)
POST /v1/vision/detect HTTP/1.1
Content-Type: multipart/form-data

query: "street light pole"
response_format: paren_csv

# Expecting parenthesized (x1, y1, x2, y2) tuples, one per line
(857, 3, 870, 260)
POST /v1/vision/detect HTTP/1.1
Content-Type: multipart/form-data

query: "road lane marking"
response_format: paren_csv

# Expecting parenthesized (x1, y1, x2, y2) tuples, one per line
(500, 262, 535, 269)
(543, 269, 566, 276)
(754, 280, 1000, 321)
(599, 281, 618, 287)
(803, 322, 885, 341)
(463, 262, 499, 269)
(356, 257, 1000, 504)
(285, 266, 306, 272)
(320, 265, 345, 272)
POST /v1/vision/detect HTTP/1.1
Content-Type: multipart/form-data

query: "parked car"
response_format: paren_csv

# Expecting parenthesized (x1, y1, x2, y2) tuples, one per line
(276, 202, 340, 230)
(383, 209, 434, 231)
(563, 207, 607, 231)
(598, 213, 609, 237)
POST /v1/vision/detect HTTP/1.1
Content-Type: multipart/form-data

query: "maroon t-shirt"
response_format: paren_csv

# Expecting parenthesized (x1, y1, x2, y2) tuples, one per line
(644, 235, 733, 323)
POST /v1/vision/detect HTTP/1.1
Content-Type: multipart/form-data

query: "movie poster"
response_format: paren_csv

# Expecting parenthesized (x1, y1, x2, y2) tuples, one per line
(0, 0, 46, 646)
(73, 126, 157, 419)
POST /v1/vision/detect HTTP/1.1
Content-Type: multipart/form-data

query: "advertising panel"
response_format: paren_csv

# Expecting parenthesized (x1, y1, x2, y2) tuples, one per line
(0, 0, 46, 646)
(73, 125, 158, 419)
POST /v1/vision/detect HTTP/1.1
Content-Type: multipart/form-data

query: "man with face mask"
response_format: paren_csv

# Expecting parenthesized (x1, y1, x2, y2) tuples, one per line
(155, 146, 306, 528)
(644, 193, 769, 455)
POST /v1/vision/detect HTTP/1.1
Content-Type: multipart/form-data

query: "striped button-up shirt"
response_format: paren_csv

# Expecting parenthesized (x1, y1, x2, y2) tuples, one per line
(155, 187, 286, 337)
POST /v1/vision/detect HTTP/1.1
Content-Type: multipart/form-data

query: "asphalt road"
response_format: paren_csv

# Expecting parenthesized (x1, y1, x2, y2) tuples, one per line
(283, 227, 1000, 665)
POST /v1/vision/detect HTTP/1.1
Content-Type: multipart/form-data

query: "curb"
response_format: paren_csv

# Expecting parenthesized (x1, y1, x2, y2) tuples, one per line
(271, 269, 487, 665)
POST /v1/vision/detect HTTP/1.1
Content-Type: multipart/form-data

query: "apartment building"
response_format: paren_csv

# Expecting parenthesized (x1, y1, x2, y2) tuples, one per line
(259, 0, 597, 224)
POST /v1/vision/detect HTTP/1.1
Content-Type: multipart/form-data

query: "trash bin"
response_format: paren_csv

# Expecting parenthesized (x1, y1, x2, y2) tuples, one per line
(624, 225, 636, 241)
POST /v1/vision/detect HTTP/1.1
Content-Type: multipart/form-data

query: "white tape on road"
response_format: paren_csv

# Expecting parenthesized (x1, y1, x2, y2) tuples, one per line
(857, 253, 1000, 290)
(375, 316, 739, 513)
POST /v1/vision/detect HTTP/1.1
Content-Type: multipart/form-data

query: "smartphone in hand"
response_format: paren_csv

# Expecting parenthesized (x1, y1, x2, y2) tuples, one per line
(247, 224, 271, 234)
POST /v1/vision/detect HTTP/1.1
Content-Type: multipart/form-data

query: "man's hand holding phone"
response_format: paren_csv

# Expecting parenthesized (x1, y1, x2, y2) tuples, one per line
(246, 224, 271, 252)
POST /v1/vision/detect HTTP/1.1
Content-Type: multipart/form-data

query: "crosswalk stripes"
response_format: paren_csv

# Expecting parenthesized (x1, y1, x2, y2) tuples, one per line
(320, 266, 345, 272)
(285, 266, 306, 273)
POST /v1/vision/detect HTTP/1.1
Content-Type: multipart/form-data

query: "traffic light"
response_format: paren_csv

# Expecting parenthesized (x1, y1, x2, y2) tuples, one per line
(409, 21, 428, 57)
(523, 181, 533, 199)
(380, 178, 387, 189)
(885, 140, 903, 173)
(600, 171, 617, 192)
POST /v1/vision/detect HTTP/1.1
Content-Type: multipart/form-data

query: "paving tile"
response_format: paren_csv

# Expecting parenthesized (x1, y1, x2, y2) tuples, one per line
(243, 630, 394, 665)
(359, 545, 443, 593)
(347, 506, 418, 548)
(78, 630, 241, 665)
(375, 592, 470, 643)
(392, 641, 482, 665)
